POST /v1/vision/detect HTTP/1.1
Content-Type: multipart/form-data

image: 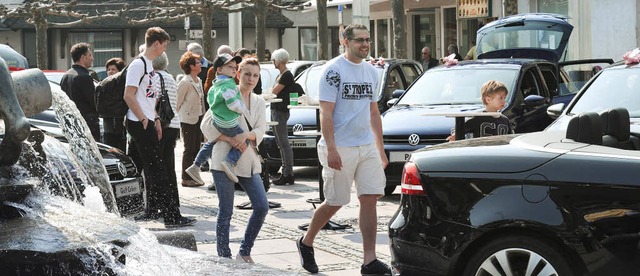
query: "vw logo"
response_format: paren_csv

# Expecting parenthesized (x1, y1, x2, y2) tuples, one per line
(293, 123, 304, 133)
(117, 162, 127, 177)
(408, 134, 420, 146)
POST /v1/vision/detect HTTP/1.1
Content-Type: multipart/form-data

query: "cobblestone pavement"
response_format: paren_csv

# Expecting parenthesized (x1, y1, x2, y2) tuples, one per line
(135, 143, 402, 275)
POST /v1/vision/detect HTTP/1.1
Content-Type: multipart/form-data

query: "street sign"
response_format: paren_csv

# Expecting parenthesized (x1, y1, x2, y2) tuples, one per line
(189, 30, 217, 39)
(184, 17, 190, 30)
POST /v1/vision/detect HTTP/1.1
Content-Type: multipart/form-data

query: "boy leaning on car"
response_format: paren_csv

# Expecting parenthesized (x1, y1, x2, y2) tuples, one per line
(447, 80, 513, 141)
(296, 23, 392, 275)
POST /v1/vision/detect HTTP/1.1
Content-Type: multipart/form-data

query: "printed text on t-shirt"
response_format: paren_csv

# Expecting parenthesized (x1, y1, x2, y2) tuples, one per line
(342, 82, 373, 100)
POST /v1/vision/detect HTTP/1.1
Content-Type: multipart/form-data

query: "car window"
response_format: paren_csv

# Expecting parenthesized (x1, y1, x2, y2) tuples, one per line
(398, 68, 519, 105)
(401, 64, 420, 86)
(539, 66, 559, 97)
(479, 25, 564, 53)
(569, 68, 640, 117)
(260, 67, 280, 92)
(520, 70, 542, 98)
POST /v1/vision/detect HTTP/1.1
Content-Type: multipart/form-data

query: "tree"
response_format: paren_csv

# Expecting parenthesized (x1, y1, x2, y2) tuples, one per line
(0, 1, 124, 69)
(316, 0, 328, 60)
(391, 0, 406, 59)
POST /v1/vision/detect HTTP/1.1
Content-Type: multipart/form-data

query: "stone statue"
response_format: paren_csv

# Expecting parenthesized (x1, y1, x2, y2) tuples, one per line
(0, 57, 52, 166)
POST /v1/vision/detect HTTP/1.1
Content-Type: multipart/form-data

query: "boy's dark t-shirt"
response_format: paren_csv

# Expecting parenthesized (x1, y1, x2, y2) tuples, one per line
(463, 112, 512, 139)
(272, 70, 295, 111)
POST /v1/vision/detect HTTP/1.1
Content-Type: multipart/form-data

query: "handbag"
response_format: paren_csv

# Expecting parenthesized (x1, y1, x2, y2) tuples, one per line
(156, 73, 175, 128)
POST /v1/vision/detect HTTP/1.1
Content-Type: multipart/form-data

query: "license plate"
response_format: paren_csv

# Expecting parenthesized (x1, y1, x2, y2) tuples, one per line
(289, 138, 316, 148)
(389, 151, 412, 163)
(114, 180, 141, 197)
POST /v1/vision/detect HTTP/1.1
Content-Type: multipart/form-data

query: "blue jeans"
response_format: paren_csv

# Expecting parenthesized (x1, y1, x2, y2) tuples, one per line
(194, 141, 214, 167)
(213, 170, 268, 257)
(214, 123, 248, 166)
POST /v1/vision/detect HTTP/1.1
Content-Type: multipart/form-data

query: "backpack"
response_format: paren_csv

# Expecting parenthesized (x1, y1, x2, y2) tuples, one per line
(95, 57, 146, 117)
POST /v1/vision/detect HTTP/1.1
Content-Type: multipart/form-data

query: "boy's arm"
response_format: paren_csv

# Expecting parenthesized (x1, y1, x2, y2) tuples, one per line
(222, 87, 246, 114)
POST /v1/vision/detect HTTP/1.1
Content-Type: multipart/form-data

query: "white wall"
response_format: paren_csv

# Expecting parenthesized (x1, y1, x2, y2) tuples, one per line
(590, 0, 637, 61)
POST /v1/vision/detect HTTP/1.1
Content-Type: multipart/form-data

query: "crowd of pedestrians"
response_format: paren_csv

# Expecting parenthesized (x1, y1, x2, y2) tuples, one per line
(60, 23, 395, 273)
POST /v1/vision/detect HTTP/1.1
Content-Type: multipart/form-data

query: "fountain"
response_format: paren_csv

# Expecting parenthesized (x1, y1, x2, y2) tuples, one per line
(0, 57, 299, 275)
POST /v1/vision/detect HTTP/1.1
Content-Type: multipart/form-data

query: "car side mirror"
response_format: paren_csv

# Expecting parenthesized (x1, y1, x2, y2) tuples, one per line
(392, 89, 405, 98)
(523, 94, 546, 108)
(387, 98, 399, 108)
(547, 103, 565, 119)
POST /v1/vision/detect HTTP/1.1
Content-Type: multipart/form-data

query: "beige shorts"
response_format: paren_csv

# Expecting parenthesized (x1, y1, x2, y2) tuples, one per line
(317, 143, 386, 206)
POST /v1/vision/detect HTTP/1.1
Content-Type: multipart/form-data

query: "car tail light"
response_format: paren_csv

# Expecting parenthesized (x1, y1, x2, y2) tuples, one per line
(401, 162, 425, 195)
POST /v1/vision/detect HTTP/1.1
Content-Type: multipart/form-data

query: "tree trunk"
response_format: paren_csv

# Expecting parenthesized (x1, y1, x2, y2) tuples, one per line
(201, 10, 214, 61)
(316, 0, 328, 61)
(391, 0, 406, 59)
(254, 2, 266, 62)
(34, 18, 48, 69)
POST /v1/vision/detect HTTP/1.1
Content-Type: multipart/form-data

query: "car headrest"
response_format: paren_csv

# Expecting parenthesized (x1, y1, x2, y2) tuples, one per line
(600, 108, 630, 140)
(566, 112, 603, 145)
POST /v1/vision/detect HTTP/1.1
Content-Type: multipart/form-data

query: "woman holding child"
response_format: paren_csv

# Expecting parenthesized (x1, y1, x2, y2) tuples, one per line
(202, 58, 268, 263)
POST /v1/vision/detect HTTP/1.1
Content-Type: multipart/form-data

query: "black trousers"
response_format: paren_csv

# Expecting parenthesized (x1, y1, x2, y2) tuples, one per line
(180, 116, 203, 181)
(159, 127, 180, 196)
(126, 119, 181, 221)
(83, 113, 101, 142)
(103, 116, 127, 151)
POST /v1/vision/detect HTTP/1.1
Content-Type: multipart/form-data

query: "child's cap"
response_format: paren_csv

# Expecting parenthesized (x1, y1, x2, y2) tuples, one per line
(213, 53, 242, 70)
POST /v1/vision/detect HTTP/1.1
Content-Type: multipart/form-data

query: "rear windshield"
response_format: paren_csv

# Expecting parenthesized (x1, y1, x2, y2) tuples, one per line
(478, 22, 565, 56)
(397, 69, 519, 106)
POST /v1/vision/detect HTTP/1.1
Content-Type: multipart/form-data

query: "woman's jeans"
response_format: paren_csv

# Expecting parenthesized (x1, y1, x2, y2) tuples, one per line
(271, 110, 293, 176)
(213, 170, 268, 257)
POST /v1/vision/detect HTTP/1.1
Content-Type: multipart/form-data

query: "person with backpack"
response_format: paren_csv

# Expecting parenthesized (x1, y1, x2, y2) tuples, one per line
(269, 48, 296, 185)
(60, 42, 100, 141)
(124, 27, 195, 227)
(176, 51, 206, 187)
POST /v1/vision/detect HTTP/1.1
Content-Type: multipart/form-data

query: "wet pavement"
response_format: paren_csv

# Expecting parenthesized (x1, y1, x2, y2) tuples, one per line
(135, 143, 402, 275)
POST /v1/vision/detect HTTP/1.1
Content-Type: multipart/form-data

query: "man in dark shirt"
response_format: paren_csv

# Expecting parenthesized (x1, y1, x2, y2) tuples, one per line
(61, 42, 100, 141)
(420, 46, 439, 70)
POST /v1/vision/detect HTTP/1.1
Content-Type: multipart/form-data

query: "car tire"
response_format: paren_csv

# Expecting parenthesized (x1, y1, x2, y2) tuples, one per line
(462, 235, 574, 276)
(384, 185, 396, 196)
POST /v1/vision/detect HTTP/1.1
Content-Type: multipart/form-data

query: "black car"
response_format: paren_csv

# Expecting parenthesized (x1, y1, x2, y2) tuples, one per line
(388, 54, 640, 275)
(381, 13, 609, 195)
(261, 58, 422, 174)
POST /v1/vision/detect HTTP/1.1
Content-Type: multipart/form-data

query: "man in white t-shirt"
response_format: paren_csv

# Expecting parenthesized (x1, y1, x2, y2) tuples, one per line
(296, 23, 391, 275)
(124, 27, 196, 228)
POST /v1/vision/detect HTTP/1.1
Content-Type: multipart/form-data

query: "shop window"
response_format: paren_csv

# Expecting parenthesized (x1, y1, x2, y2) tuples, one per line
(68, 31, 123, 68)
(298, 27, 340, 61)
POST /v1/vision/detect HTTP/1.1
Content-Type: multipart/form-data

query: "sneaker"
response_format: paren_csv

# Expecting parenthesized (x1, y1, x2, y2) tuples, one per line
(164, 216, 197, 228)
(296, 236, 318, 273)
(221, 161, 239, 183)
(360, 259, 392, 276)
(201, 161, 210, 172)
(207, 183, 216, 191)
(236, 254, 255, 264)
(181, 179, 204, 187)
(185, 164, 205, 185)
